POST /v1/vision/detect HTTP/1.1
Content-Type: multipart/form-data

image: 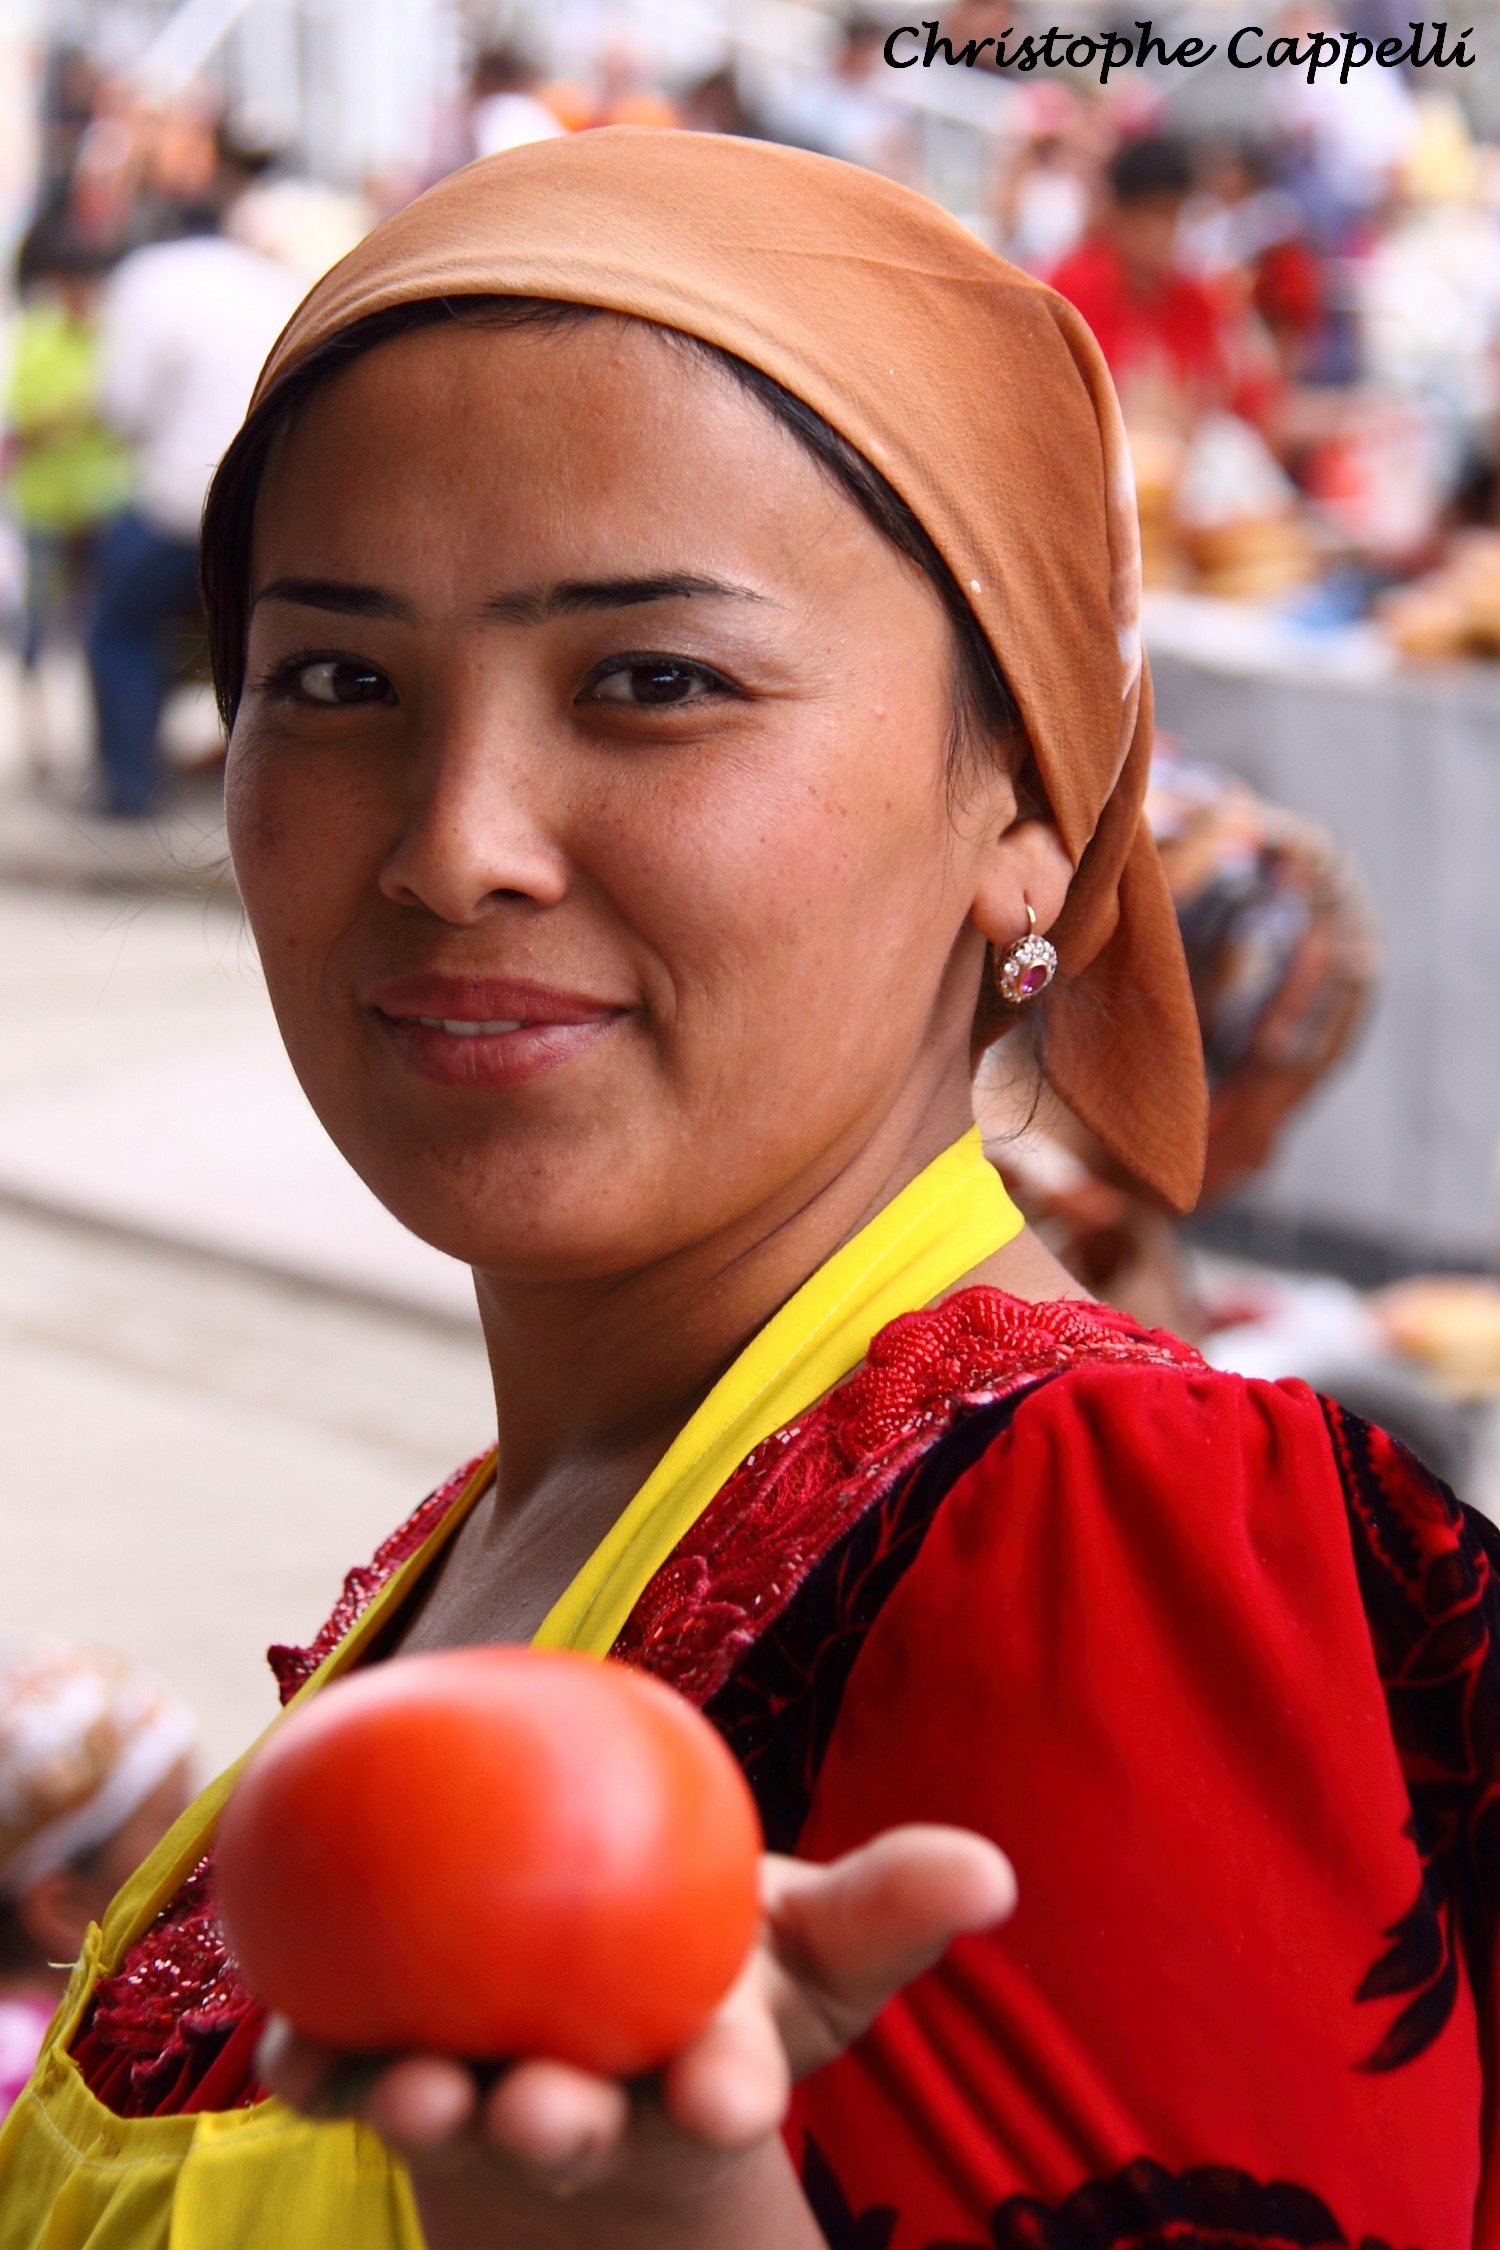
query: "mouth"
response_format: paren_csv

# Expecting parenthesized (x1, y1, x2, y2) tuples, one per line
(366, 976, 630, 1089)
(409, 1016, 525, 1038)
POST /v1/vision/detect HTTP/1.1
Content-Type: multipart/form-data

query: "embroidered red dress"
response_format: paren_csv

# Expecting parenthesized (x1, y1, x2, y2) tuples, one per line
(70, 1291, 1500, 2248)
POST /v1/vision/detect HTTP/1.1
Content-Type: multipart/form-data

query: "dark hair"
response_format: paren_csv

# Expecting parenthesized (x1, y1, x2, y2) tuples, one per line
(15, 206, 116, 290)
(0, 1897, 31, 1975)
(471, 44, 541, 95)
(199, 295, 1025, 773)
(1108, 133, 1194, 206)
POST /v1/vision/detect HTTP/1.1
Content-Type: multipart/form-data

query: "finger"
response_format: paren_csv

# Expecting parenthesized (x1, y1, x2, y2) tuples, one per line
(363, 2056, 480, 2151)
(661, 1955, 790, 2150)
(764, 1825, 1017, 2072)
(482, 2058, 631, 2186)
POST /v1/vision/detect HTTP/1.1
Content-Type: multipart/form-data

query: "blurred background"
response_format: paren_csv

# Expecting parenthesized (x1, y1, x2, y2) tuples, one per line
(5, 0, 1500, 1771)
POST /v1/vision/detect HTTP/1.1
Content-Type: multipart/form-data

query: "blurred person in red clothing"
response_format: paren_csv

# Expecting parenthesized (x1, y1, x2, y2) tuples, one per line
(1188, 139, 1328, 383)
(1049, 134, 1278, 436)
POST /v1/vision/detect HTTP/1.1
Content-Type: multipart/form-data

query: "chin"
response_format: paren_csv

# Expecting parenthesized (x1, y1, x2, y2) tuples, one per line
(352, 1148, 675, 1283)
(411, 1210, 670, 1285)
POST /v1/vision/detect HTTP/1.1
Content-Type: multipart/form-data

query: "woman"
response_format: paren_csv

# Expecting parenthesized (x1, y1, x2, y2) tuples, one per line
(1, 129, 1494, 2250)
(980, 739, 1379, 1333)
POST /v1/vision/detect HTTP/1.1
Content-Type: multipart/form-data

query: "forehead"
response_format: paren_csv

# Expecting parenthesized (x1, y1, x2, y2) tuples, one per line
(245, 315, 964, 671)
(254, 316, 864, 578)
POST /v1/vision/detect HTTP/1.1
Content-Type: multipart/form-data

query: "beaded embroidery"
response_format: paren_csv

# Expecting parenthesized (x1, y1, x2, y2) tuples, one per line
(74, 1292, 1198, 2116)
(614, 1288, 1198, 1704)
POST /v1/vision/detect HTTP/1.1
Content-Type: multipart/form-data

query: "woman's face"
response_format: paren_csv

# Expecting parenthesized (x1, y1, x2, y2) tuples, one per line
(229, 317, 1024, 1278)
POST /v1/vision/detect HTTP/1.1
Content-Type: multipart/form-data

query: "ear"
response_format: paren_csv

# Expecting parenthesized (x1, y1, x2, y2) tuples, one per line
(969, 814, 1072, 955)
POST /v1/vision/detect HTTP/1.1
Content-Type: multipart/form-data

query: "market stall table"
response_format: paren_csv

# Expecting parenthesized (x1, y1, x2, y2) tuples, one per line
(1146, 589, 1500, 1271)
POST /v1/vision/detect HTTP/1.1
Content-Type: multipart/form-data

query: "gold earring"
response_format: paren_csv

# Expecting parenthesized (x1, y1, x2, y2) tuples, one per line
(993, 901, 1058, 1004)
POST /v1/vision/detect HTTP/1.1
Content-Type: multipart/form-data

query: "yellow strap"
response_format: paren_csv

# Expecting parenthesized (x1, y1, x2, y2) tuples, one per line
(82, 1125, 1018, 1982)
(89, 1449, 499, 1979)
(533, 1126, 1021, 1658)
(0, 1127, 1020, 2250)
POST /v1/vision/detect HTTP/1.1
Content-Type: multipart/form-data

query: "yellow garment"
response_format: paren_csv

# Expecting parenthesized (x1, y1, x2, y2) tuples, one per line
(0, 1130, 1020, 2249)
(534, 1128, 1020, 1656)
(5, 303, 132, 533)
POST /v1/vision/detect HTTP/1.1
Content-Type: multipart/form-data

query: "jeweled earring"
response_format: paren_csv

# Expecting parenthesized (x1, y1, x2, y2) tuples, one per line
(994, 902, 1058, 1005)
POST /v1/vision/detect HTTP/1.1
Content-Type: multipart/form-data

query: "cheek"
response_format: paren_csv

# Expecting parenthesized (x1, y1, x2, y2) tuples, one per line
(600, 717, 957, 1045)
(224, 734, 291, 881)
(227, 735, 376, 936)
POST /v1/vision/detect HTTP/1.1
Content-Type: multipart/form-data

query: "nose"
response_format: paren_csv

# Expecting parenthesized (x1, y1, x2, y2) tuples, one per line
(379, 718, 570, 926)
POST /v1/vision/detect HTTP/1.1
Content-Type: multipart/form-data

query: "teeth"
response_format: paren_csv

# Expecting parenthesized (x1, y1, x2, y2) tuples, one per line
(413, 1017, 524, 1037)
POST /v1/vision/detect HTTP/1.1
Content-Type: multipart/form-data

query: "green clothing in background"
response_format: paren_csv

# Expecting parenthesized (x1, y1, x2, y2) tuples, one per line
(5, 302, 132, 533)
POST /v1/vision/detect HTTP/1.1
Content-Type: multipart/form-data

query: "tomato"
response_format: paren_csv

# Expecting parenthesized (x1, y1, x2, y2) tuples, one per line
(215, 1647, 763, 2074)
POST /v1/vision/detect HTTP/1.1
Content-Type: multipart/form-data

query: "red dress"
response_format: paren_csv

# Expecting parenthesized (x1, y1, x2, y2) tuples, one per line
(72, 1291, 1499, 2246)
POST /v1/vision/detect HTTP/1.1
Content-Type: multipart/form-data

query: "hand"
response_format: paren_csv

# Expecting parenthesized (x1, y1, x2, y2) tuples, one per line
(261, 1824, 1015, 2249)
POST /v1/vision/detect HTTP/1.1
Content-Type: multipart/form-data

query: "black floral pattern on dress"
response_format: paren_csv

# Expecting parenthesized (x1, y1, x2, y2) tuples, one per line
(802, 2132, 900, 2249)
(976, 2158, 1390, 2250)
(1321, 1399, 1500, 2069)
(800, 2143, 1393, 2250)
(706, 1392, 1037, 1850)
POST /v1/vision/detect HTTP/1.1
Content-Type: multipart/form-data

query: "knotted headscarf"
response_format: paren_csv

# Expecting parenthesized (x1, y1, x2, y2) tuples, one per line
(0, 1639, 193, 1900)
(247, 129, 1207, 1210)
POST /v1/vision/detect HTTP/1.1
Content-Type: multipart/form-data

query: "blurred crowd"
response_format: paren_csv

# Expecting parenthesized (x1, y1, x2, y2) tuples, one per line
(8, 12, 1500, 814)
(10, 8, 1500, 1411)
(1002, 75, 1500, 629)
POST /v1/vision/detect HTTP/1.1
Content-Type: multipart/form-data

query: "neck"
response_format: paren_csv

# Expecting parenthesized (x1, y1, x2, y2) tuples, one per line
(473, 1082, 977, 1509)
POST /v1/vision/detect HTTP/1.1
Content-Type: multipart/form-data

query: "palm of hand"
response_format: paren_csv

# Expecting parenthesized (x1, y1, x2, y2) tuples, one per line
(261, 1826, 1015, 2250)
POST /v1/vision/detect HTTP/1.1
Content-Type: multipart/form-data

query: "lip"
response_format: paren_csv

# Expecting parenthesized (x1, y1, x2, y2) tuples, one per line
(365, 972, 630, 1089)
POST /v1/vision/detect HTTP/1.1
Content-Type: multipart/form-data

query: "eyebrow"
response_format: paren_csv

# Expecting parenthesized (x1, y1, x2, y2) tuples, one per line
(252, 573, 770, 623)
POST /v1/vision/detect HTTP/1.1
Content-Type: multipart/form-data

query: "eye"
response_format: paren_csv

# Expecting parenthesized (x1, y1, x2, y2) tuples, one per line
(279, 658, 394, 707)
(584, 659, 729, 708)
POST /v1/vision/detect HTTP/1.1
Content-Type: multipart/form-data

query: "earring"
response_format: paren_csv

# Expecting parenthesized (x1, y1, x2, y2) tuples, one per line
(994, 902, 1058, 1005)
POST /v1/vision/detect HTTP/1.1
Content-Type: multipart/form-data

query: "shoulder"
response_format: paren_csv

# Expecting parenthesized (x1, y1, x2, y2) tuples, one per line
(106, 237, 199, 293)
(936, 1340, 1380, 1628)
(874, 1349, 1495, 1821)
(986, 1342, 1339, 1489)
(1167, 265, 1225, 314)
(957, 1339, 1474, 1595)
(100, 240, 204, 339)
(797, 1349, 1407, 1840)
(109, 235, 294, 314)
(926, 1342, 1351, 1579)
(1045, 238, 1118, 301)
(217, 237, 302, 300)
(173, 236, 301, 321)
(804, 1300, 1398, 1734)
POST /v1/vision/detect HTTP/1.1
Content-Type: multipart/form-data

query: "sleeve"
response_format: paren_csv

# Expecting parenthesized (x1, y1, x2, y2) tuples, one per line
(787, 1362, 1489, 2250)
(1317, 1395, 1500, 2242)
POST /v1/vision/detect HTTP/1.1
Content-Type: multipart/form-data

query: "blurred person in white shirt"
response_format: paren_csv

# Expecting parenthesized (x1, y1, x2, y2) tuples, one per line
(994, 87, 1091, 276)
(86, 133, 300, 817)
(755, 18, 914, 180)
(469, 45, 565, 162)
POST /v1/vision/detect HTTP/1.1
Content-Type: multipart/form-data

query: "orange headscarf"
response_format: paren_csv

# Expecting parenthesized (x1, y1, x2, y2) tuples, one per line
(249, 130, 1207, 1211)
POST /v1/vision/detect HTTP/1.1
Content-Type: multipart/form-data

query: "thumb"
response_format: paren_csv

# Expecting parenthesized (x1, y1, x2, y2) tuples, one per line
(762, 1825, 1016, 2077)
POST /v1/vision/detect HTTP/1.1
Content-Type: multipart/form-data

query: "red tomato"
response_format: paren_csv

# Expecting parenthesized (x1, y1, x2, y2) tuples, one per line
(215, 1647, 763, 2073)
